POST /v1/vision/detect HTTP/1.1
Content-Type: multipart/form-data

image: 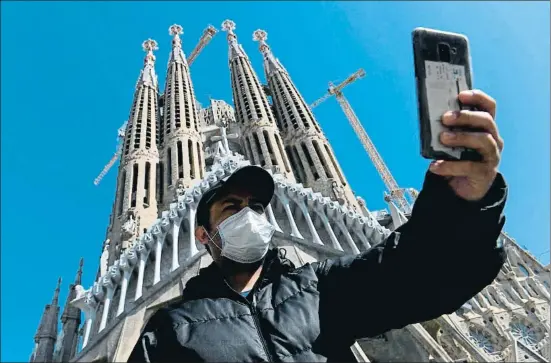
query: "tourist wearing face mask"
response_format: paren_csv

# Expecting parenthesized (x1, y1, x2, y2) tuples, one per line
(129, 91, 507, 362)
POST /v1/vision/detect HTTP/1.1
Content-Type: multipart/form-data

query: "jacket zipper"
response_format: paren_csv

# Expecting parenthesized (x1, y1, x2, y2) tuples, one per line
(251, 293, 275, 362)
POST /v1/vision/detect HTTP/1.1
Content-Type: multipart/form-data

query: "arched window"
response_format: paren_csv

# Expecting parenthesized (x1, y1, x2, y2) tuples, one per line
(518, 264, 530, 276)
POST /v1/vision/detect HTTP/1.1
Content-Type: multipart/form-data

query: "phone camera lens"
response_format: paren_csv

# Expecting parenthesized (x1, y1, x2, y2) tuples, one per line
(451, 47, 457, 55)
(437, 43, 452, 63)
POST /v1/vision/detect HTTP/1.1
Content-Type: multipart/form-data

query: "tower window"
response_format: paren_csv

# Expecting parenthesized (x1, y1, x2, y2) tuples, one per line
(292, 145, 308, 182)
(177, 141, 184, 178)
(301, 142, 319, 180)
(144, 162, 151, 208)
(188, 139, 195, 179)
(131, 163, 139, 208)
(276, 135, 291, 173)
(118, 171, 126, 216)
(263, 130, 277, 166)
(253, 132, 265, 167)
(157, 162, 164, 204)
(313, 140, 333, 179)
(196, 142, 203, 178)
(167, 148, 173, 186)
(286, 146, 303, 182)
(324, 143, 346, 185)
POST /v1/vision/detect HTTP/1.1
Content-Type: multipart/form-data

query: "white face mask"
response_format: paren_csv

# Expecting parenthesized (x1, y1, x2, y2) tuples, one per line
(208, 207, 275, 264)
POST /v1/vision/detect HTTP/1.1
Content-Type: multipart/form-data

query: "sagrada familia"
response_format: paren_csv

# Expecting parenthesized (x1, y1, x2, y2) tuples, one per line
(30, 20, 550, 362)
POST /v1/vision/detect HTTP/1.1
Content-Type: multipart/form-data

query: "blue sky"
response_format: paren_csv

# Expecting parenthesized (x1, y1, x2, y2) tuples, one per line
(1, 1, 549, 360)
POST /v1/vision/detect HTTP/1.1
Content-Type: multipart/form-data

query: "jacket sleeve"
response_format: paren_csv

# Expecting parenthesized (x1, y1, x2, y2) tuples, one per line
(128, 308, 199, 363)
(313, 171, 507, 341)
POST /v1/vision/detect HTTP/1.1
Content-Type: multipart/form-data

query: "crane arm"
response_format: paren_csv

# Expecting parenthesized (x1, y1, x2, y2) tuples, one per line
(187, 25, 218, 66)
(310, 69, 366, 110)
(93, 121, 128, 186)
(310, 93, 331, 109)
(330, 68, 366, 94)
(333, 92, 411, 213)
(93, 143, 123, 186)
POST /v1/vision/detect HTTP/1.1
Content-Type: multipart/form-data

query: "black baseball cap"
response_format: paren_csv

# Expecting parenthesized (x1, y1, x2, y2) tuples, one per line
(196, 165, 275, 229)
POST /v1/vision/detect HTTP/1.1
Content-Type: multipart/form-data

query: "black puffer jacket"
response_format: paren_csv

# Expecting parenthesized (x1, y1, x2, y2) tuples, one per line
(129, 172, 507, 362)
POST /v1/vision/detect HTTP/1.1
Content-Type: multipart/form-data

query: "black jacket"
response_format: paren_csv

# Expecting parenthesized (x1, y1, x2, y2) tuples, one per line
(129, 172, 507, 362)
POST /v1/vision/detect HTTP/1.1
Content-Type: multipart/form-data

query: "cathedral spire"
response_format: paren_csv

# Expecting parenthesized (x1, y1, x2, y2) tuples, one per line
(52, 277, 61, 305)
(56, 260, 84, 362)
(108, 38, 161, 263)
(252, 29, 285, 76)
(220, 20, 295, 180)
(159, 24, 205, 206)
(138, 39, 159, 89)
(253, 29, 359, 209)
(31, 278, 62, 362)
(168, 24, 187, 65)
(221, 20, 247, 60)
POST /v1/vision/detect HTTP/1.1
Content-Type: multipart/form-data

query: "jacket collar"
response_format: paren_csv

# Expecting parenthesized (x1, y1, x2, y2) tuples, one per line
(183, 248, 294, 301)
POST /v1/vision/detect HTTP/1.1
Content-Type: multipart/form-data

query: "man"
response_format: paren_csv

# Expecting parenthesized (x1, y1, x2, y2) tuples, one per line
(129, 90, 507, 362)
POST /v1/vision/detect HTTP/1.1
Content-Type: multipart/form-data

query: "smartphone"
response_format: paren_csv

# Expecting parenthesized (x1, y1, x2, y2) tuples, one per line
(412, 27, 482, 161)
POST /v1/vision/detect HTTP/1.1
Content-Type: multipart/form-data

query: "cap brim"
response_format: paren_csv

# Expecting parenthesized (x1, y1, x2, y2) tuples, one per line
(221, 165, 275, 207)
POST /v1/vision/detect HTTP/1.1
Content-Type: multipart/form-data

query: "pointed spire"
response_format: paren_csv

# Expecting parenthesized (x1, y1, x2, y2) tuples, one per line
(75, 258, 83, 285)
(168, 24, 187, 65)
(52, 277, 62, 306)
(137, 38, 159, 89)
(59, 260, 84, 362)
(252, 29, 285, 75)
(32, 278, 62, 362)
(221, 19, 246, 59)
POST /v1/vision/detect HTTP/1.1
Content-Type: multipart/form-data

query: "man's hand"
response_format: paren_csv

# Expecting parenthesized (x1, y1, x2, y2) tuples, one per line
(429, 90, 504, 201)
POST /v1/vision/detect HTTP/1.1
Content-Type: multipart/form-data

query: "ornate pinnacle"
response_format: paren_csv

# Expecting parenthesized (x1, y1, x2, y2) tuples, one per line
(169, 24, 183, 36)
(142, 38, 158, 65)
(252, 29, 269, 52)
(169, 24, 183, 49)
(52, 277, 62, 305)
(221, 19, 236, 40)
(75, 258, 84, 285)
(142, 39, 158, 53)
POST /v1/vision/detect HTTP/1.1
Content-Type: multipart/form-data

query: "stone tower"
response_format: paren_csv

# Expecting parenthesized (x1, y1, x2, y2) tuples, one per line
(221, 20, 295, 181)
(53, 259, 84, 362)
(199, 99, 244, 168)
(159, 24, 205, 206)
(253, 30, 359, 211)
(31, 278, 62, 362)
(106, 39, 161, 265)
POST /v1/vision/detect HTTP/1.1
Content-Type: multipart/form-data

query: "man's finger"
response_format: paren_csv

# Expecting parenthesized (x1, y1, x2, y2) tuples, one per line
(440, 131, 500, 163)
(442, 110, 503, 151)
(458, 90, 497, 119)
(429, 160, 485, 177)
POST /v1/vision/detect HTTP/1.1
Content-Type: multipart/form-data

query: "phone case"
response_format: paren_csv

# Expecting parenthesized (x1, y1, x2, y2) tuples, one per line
(412, 27, 482, 161)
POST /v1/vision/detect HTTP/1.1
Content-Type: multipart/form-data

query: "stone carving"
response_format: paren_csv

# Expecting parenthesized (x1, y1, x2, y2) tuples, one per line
(175, 179, 186, 199)
(331, 181, 345, 205)
(121, 211, 139, 239)
(99, 240, 110, 277)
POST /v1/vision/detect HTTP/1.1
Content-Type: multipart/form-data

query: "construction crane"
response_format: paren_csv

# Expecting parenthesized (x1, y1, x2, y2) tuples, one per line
(310, 69, 415, 214)
(187, 25, 218, 66)
(93, 25, 217, 186)
(93, 122, 127, 186)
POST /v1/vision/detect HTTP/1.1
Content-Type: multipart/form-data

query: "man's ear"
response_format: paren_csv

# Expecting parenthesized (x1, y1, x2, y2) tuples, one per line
(195, 226, 209, 245)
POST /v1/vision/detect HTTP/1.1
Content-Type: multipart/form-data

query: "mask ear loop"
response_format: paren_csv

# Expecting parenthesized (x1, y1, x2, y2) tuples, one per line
(203, 226, 223, 251)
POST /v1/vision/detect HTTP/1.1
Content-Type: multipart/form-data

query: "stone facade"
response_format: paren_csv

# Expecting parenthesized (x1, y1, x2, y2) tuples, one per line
(31, 23, 550, 363)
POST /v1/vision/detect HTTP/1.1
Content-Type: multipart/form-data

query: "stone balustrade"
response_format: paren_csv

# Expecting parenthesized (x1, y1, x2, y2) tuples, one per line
(70, 153, 390, 352)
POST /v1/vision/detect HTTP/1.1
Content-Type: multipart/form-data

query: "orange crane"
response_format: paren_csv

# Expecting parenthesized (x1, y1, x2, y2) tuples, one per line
(93, 25, 218, 186)
(310, 69, 416, 214)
